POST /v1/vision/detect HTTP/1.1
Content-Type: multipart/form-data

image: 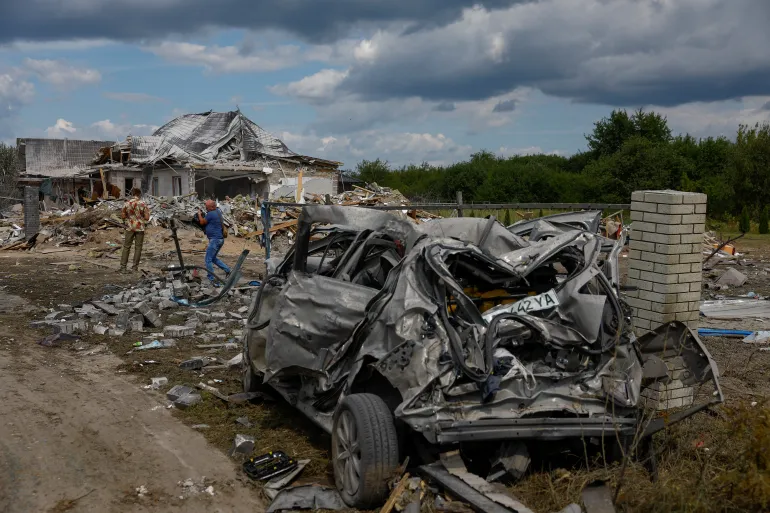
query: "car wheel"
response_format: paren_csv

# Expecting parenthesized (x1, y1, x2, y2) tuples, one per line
(242, 352, 261, 393)
(332, 394, 399, 508)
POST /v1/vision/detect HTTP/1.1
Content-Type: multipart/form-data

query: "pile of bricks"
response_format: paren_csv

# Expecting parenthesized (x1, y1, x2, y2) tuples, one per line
(626, 190, 707, 333)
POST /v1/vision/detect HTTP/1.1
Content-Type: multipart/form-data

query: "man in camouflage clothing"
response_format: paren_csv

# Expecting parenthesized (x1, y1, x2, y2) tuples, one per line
(120, 188, 151, 273)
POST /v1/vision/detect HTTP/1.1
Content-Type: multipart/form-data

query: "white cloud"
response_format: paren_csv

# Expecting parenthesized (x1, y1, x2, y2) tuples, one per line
(270, 69, 349, 102)
(0, 74, 34, 117)
(497, 146, 563, 157)
(652, 96, 770, 138)
(280, 129, 473, 167)
(146, 41, 304, 73)
(90, 119, 157, 138)
(23, 58, 101, 88)
(46, 118, 77, 136)
(1, 39, 113, 52)
(103, 92, 165, 103)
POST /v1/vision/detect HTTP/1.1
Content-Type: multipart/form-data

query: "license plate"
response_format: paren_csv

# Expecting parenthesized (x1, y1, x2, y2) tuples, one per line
(482, 289, 559, 322)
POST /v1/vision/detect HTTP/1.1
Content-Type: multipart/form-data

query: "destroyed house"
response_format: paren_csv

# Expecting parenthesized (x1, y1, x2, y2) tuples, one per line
(16, 110, 342, 204)
(16, 138, 115, 206)
(89, 110, 342, 201)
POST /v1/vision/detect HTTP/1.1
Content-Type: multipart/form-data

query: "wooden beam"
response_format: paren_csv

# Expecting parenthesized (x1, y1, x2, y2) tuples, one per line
(99, 168, 108, 200)
(247, 218, 298, 237)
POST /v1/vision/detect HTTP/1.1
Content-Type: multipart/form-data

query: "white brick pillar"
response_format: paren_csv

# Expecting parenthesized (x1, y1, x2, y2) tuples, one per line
(627, 190, 707, 334)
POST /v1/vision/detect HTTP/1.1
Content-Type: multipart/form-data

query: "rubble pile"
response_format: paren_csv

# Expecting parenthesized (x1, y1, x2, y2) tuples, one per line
(0, 182, 433, 252)
(32, 273, 254, 344)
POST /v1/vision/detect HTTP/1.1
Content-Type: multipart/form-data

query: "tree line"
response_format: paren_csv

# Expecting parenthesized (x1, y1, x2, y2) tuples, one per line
(348, 108, 770, 224)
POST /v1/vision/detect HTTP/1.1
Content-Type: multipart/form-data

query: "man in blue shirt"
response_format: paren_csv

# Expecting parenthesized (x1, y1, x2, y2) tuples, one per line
(196, 200, 231, 286)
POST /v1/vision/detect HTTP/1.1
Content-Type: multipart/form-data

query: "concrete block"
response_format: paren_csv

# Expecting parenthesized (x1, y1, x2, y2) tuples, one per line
(228, 434, 255, 458)
(695, 203, 707, 214)
(110, 328, 127, 337)
(210, 312, 227, 320)
(656, 223, 693, 235)
(676, 311, 699, 322)
(143, 309, 163, 329)
(164, 325, 195, 338)
(174, 392, 202, 410)
(689, 262, 702, 273)
(636, 309, 677, 323)
(237, 306, 249, 314)
(679, 253, 702, 264)
(151, 377, 168, 389)
(678, 272, 702, 283)
(641, 252, 680, 265)
(681, 214, 706, 224)
(631, 200, 658, 213)
(634, 318, 652, 331)
(690, 282, 702, 292)
(93, 324, 109, 335)
(642, 232, 680, 245)
(626, 297, 652, 310)
(682, 192, 707, 204)
(228, 312, 243, 320)
(653, 282, 690, 294)
(692, 224, 706, 234)
(644, 191, 684, 204)
(629, 240, 656, 252)
(166, 385, 195, 401)
(630, 260, 655, 272)
(195, 311, 212, 322)
(689, 301, 701, 311)
(631, 210, 645, 222)
(680, 233, 703, 244)
(650, 301, 690, 314)
(644, 212, 681, 225)
(653, 263, 691, 274)
(655, 243, 690, 255)
(677, 292, 701, 302)
(657, 203, 695, 215)
(172, 280, 190, 299)
(631, 191, 647, 202)
(632, 221, 657, 233)
(628, 249, 642, 260)
(639, 290, 677, 304)
(158, 299, 178, 311)
(640, 271, 679, 285)
(626, 278, 653, 292)
(628, 268, 640, 279)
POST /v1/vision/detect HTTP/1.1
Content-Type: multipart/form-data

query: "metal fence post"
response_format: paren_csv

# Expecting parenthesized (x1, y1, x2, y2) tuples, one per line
(261, 192, 271, 260)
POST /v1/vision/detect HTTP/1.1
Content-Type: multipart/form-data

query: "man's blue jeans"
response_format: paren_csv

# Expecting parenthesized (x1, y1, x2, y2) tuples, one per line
(205, 238, 231, 283)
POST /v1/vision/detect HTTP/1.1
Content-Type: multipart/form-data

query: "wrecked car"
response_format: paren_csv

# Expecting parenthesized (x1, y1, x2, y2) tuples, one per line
(243, 206, 722, 508)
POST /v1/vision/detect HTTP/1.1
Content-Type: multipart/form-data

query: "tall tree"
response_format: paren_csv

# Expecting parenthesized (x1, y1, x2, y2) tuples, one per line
(586, 108, 672, 157)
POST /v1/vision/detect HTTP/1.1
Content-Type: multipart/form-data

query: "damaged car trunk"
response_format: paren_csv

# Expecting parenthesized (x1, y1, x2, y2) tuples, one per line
(243, 206, 722, 509)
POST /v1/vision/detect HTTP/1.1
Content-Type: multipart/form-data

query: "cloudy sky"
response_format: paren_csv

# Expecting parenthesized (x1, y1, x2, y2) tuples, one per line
(1, 0, 768, 167)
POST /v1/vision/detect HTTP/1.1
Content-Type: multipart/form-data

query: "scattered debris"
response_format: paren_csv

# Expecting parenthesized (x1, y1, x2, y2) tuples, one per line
(715, 268, 748, 287)
(235, 416, 253, 428)
(38, 332, 79, 347)
(263, 459, 311, 500)
(243, 451, 297, 480)
(134, 339, 176, 351)
(266, 485, 346, 513)
(487, 442, 530, 482)
(581, 481, 616, 513)
(700, 299, 770, 319)
(135, 485, 149, 498)
(191, 424, 210, 430)
(150, 377, 168, 389)
(743, 331, 770, 344)
(228, 434, 256, 458)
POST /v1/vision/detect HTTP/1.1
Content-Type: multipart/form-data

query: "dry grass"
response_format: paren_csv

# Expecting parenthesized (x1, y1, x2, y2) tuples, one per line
(511, 402, 770, 512)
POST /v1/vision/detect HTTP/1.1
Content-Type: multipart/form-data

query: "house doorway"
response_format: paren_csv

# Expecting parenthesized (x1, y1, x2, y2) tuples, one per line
(125, 178, 134, 196)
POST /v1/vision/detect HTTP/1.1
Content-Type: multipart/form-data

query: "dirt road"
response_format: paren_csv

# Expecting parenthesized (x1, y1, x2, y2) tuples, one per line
(0, 253, 266, 513)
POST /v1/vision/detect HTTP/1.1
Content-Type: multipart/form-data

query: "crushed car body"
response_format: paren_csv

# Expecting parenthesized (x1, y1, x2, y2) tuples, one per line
(244, 206, 722, 507)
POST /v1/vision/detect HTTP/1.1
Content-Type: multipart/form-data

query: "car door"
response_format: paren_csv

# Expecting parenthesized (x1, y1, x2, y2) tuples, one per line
(263, 271, 377, 382)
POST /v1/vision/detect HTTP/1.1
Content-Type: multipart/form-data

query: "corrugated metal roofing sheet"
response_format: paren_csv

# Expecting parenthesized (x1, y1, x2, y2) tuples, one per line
(128, 110, 302, 166)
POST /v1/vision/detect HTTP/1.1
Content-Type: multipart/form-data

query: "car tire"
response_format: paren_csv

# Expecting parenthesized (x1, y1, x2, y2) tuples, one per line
(332, 394, 400, 508)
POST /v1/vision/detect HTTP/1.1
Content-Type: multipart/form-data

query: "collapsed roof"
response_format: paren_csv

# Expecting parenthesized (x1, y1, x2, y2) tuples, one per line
(93, 110, 341, 169)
